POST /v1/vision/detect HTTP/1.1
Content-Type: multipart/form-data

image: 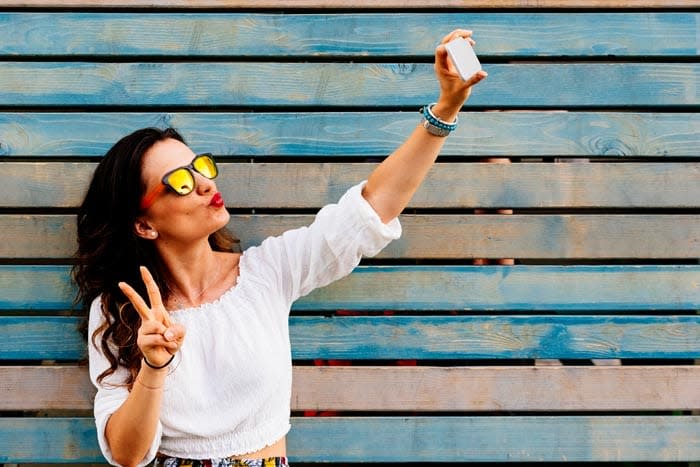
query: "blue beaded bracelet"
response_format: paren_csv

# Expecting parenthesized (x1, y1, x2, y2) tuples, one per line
(420, 103, 458, 137)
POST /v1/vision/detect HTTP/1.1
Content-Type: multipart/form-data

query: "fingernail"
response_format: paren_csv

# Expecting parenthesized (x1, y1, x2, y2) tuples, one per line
(164, 330, 174, 341)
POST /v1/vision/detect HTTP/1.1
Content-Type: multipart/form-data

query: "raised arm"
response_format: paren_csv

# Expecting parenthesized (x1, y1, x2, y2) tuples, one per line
(362, 29, 487, 223)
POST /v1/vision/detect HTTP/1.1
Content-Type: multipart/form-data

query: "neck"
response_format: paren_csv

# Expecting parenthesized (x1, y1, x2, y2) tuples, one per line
(156, 238, 222, 307)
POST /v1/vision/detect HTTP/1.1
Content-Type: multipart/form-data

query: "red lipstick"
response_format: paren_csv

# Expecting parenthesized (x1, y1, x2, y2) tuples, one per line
(210, 192, 224, 208)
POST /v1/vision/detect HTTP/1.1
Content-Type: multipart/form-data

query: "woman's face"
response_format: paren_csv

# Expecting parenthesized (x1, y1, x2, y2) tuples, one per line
(138, 138, 230, 245)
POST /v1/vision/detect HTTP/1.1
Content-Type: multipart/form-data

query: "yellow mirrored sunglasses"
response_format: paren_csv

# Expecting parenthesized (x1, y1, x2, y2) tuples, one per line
(140, 153, 218, 211)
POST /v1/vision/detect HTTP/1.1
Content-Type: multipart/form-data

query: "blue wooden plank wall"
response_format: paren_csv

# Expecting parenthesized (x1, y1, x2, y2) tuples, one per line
(1, 3, 699, 465)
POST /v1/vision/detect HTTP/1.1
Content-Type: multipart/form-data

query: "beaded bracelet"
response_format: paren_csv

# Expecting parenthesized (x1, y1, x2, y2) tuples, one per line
(143, 354, 174, 370)
(420, 103, 458, 137)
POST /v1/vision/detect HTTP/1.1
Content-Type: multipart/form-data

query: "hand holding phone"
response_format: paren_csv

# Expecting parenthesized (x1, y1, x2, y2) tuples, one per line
(444, 37, 482, 81)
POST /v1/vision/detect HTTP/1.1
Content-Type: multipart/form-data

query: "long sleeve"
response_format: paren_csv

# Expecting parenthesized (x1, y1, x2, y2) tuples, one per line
(87, 296, 162, 466)
(243, 180, 402, 309)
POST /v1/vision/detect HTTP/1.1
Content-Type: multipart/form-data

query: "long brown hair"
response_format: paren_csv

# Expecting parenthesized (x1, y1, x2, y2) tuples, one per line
(73, 128, 238, 388)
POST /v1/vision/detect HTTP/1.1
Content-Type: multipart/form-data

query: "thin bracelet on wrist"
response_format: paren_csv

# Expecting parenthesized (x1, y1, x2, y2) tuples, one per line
(143, 354, 174, 370)
(135, 378, 163, 390)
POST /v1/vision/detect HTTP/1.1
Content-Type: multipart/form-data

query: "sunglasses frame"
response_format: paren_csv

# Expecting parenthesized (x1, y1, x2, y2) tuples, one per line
(140, 153, 218, 211)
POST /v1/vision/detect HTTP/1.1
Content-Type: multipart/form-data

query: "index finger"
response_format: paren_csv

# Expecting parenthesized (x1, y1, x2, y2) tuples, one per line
(118, 281, 154, 322)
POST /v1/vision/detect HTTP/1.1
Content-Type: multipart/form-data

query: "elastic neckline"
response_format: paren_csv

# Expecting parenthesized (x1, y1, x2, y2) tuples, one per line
(168, 251, 246, 316)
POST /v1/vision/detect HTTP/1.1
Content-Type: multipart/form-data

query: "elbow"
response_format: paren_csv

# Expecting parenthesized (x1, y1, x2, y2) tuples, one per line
(111, 451, 142, 467)
(361, 187, 400, 225)
(107, 436, 149, 467)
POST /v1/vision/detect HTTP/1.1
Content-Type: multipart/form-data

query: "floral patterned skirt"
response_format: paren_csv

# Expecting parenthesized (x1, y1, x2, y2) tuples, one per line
(153, 456, 289, 467)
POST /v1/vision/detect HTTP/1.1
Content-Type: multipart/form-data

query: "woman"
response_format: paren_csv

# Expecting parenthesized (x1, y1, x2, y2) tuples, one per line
(75, 29, 486, 467)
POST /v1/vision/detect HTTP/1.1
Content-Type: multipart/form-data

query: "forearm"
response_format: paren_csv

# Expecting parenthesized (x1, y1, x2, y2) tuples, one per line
(105, 364, 166, 466)
(362, 100, 460, 224)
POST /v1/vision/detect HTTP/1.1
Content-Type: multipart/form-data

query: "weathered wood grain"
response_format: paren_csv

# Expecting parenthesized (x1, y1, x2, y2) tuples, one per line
(295, 366, 700, 411)
(291, 315, 700, 360)
(0, 317, 85, 360)
(2, 0, 699, 8)
(4, 162, 700, 207)
(0, 366, 94, 410)
(1, 416, 699, 462)
(1, 63, 699, 107)
(3, 265, 699, 311)
(4, 112, 700, 157)
(289, 416, 700, 462)
(4, 315, 699, 360)
(4, 214, 699, 259)
(1, 13, 697, 57)
(5, 365, 700, 411)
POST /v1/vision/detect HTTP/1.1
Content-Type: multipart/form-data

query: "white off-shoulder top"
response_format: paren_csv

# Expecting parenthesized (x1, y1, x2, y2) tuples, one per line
(88, 181, 402, 465)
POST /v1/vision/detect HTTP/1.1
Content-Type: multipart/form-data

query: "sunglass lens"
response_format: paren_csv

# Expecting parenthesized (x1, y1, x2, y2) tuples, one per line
(165, 168, 195, 195)
(193, 155, 218, 179)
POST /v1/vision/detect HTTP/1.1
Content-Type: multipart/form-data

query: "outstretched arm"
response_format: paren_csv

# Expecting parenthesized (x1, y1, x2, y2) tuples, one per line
(363, 29, 487, 223)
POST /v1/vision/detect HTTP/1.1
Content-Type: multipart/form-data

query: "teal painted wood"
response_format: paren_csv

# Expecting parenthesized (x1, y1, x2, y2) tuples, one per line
(0, 13, 698, 57)
(0, 418, 103, 462)
(0, 317, 84, 360)
(2, 416, 699, 462)
(288, 416, 700, 462)
(291, 315, 700, 359)
(4, 214, 700, 259)
(4, 162, 700, 208)
(1, 63, 699, 107)
(2, 265, 699, 311)
(4, 315, 699, 360)
(4, 112, 700, 157)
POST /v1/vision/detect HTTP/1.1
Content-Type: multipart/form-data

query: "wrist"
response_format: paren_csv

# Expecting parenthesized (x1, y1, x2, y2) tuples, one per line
(143, 354, 174, 370)
(137, 364, 168, 390)
(420, 103, 458, 137)
(432, 100, 462, 123)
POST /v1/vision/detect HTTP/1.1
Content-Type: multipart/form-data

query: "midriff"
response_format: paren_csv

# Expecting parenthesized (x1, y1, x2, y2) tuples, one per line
(229, 436, 286, 460)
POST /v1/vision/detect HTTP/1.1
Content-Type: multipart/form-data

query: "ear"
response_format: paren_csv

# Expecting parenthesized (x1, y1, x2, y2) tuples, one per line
(134, 217, 158, 240)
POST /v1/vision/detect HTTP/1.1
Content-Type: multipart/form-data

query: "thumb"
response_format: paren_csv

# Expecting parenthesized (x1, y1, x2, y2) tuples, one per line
(435, 44, 451, 73)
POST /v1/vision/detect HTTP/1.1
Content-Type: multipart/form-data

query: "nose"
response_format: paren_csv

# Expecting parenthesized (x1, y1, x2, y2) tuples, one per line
(194, 172, 216, 195)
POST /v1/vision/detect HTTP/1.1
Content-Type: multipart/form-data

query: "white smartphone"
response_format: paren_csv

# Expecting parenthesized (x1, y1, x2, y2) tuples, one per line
(445, 37, 482, 81)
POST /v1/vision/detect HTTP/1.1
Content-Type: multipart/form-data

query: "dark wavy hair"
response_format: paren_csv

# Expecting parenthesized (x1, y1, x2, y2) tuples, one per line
(73, 127, 238, 389)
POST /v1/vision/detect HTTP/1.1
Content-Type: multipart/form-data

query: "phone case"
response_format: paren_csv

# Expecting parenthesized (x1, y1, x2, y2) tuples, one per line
(445, 38, 482, 81)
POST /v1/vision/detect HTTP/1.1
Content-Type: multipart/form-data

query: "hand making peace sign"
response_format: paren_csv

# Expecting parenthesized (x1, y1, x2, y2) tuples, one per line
(118, 266, 186, 369)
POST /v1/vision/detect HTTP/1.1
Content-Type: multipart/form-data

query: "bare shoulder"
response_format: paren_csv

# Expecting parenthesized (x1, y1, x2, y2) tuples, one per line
(216, 251, 242, 286)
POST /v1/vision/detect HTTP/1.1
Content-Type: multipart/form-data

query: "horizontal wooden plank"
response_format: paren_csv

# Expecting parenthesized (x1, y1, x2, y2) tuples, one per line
(1, 63, 699, 107)
(4, 365, 700, 411)
(290, 416, 700, 462)
(3, 265, 699, 311)
(296, 366, 700, 411)
(3, 315, 699, 360)
(0, 317, 84, 360)
(0, 366, 94, 410)
(1, 13, 698, 57)
(4, 161, 700, 207)
(4, 214, 700, 260)
(4, 112, 700, 157)
(1, 416, 699, 462)
(0, 418, 103, 463)
(3, 0, 699, 8)
(290, 315, 700, 359)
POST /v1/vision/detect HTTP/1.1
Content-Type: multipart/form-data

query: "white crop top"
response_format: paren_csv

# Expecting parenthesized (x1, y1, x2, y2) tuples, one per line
(88, 181, 402, 465)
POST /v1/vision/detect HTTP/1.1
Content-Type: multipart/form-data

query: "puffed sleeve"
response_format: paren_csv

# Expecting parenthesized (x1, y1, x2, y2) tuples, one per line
(244, 180, 402, 308)
(88, 296, 162, 466)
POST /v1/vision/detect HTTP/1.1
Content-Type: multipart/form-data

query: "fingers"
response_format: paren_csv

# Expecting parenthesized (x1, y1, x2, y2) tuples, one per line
(118, 280, 154, 322)
(138, 321, 185, 357)
(163, 323, 186, 344)
(440, 29, 473, 45)
(465, 69, 488, 86)
(139, 266, 171, 326)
